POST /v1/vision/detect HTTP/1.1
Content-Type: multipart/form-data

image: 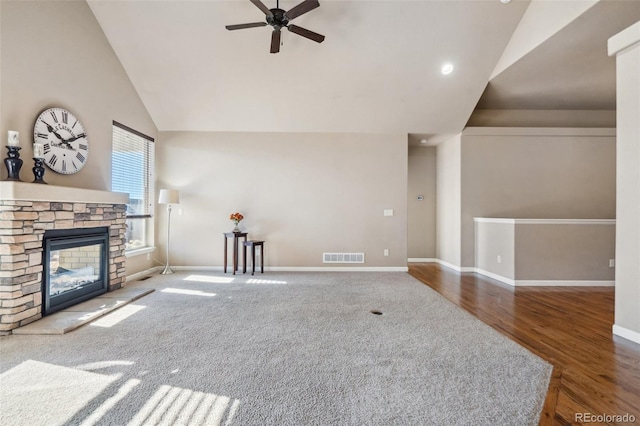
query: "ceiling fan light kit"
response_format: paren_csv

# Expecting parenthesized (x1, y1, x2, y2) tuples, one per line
(226, 0, 325, 54)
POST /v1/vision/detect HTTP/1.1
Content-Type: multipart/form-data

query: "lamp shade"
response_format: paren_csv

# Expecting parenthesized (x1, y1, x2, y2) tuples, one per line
(158, 189, 180, 204)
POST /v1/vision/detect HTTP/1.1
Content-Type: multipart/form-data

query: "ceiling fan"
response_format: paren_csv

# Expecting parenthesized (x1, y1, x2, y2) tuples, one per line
(226, 0, 325, 54)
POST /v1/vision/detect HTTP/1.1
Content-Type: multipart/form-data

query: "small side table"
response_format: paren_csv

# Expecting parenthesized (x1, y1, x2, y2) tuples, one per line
(223, 232, 247, 275)
(243, 240, 265, 275)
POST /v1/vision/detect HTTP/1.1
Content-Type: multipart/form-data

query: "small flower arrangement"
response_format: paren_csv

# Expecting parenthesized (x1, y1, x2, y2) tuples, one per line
(230, 212, 244, 232)
(230, 212, 244, 225)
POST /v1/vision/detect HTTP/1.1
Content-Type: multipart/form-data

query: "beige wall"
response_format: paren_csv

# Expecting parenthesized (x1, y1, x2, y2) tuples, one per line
(1, 0, 157, 276)
(156, 132, 408, 268)
(475, 219, 515, 280)
(467, 109, 616, 128)
(610, 22, 640, 341)
(460, 127, 616, 268)
(1, 0, 157, 190)
(436, 134, 462, 266)
(515, 222, 615, 281)
(407, 146, 436, 259)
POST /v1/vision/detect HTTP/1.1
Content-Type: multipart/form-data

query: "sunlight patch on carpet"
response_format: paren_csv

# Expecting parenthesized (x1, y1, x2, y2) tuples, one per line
(129, 385, 240, 426)
(89, 304, 146, 328)
(184, 275, 235, 284)
(0, 360, 119, 425)
(245, 278, 288, 284)
(161, 288, 217, 297)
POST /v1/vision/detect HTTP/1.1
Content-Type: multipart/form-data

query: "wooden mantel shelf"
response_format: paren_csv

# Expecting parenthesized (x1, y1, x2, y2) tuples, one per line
(0, 181, 128, 204)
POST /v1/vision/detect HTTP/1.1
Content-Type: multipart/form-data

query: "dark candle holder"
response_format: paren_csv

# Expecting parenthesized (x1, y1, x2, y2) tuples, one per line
(4, 146, 23, 181)
(32, 158, 47, 184)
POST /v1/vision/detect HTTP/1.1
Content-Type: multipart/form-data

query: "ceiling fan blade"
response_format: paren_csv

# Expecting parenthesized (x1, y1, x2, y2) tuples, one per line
(270, 29, 281, 54)
(285, 0, 320, 20)
(226, 22, 268, 31)
(287, 24, 325, 43)
(250, 0, 274, 18)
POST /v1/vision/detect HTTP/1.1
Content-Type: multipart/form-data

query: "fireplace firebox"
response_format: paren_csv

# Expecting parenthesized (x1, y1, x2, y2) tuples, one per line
(43, 227, 109, 315)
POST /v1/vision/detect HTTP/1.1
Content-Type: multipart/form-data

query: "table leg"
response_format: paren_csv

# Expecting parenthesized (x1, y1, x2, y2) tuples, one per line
(252, 245, 256, 275)
(223, 236, 228, 273)
(233, 236, 238, 275)
(243, 243, 247, 274)
(260, 244, 264, 274)
(243, 236, 247, 273)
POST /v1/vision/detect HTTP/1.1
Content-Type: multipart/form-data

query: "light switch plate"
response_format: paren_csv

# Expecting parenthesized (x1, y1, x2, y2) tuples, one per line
(384, 209, 394, 216)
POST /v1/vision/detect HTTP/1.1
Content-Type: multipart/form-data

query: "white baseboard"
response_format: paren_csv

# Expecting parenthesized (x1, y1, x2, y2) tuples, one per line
(126, 266, 162, 282)
(435, 259, 463, 272)
(268, 266, 408, 272)
(407, 258, 439, 263)
(421, 262, 615, 287)
(613, 324, 640, 345)
(172, 266, 224, 271)
(171, 266, 408, 272)
(474, 268, 515, 286)
(515, 280, 615, 287)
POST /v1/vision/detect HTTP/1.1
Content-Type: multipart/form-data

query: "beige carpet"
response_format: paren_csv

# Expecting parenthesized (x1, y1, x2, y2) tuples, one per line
(0, 271, 552, 425)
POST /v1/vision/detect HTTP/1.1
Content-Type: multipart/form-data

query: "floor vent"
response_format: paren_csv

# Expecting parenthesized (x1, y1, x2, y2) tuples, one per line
(323, 253, 365, 264)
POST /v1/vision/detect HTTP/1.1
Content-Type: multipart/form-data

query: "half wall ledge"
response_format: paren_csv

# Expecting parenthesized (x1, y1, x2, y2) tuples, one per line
(0, 181, 128, 204)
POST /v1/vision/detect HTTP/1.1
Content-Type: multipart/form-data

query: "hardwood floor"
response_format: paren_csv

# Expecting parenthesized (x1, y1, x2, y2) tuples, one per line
(408, 263, 640, 426)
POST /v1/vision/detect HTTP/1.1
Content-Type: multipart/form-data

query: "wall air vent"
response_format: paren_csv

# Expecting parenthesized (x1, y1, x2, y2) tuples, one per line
(323, 253, 365, 264)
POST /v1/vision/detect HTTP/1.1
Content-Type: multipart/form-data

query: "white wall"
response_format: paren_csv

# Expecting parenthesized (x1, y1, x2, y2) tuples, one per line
(156, 131, 408, 269)
(610, 21, 640, 343)
(436, 134, 462, 267)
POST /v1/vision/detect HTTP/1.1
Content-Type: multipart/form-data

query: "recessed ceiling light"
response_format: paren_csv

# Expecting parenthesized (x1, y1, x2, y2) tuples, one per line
(441, 63, 454, 75)
(501, 0, 512, 3)
(420, 139, 428, 144)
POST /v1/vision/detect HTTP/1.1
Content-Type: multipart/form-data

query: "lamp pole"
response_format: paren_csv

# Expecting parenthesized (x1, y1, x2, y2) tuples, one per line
(161, 203, 174, 275)
(158, 189, 179, 275)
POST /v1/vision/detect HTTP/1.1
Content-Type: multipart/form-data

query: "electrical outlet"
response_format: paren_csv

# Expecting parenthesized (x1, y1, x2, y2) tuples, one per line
(497, 255, 501, 264)
(384, 249, 389, 256)
(609, 259, 615, 268)
(384, 209, 394, 217)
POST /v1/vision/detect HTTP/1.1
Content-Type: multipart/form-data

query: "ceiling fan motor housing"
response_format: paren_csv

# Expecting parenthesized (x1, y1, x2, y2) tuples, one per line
(267, 8, 289, 29)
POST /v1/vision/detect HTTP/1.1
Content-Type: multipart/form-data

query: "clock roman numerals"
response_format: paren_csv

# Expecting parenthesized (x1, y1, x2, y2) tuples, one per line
(43, 144, 51, 154)
(36, 133, 48, 139)
(62, 111, 68, 124)
(48, 154, 58, 168)
(62, 160, 67, 173)
(50, 110, 58, 123)
(76, 152, 86, 163)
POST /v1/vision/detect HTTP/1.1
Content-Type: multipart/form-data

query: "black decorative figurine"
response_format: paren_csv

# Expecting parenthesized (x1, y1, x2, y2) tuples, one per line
(4, 146, 23, 181)
(32, 158, 47, 184)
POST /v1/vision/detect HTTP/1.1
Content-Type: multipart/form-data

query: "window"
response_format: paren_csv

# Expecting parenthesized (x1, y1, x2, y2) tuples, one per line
(111, 122, 155, 251)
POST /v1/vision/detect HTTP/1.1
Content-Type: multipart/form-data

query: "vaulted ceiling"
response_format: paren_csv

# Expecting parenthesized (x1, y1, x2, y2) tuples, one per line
(87, 0, 639, 135)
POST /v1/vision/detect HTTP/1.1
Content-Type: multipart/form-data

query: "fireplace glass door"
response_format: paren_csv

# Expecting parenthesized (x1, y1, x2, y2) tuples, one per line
(43, 228, 109, 315)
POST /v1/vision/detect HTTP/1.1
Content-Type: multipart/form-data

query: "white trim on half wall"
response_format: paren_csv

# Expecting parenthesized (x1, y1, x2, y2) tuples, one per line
(613, 324, 640, 345)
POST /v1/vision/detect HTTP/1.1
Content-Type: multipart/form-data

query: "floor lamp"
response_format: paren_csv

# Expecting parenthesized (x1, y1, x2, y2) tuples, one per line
(158, 189, 180, 275)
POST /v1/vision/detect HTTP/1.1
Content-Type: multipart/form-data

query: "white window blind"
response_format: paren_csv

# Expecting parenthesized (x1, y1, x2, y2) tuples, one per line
(112, 122, 155, 218)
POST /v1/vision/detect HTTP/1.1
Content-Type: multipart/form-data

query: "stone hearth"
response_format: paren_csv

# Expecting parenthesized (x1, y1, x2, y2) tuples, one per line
(0, 182, 128, 334)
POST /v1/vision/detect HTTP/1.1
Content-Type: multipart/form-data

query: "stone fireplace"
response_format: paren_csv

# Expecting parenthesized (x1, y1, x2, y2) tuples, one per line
(0, 182, 128, 334)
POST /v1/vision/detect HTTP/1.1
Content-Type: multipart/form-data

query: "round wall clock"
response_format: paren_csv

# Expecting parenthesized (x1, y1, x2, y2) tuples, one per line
(33, 107, 89, 174)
